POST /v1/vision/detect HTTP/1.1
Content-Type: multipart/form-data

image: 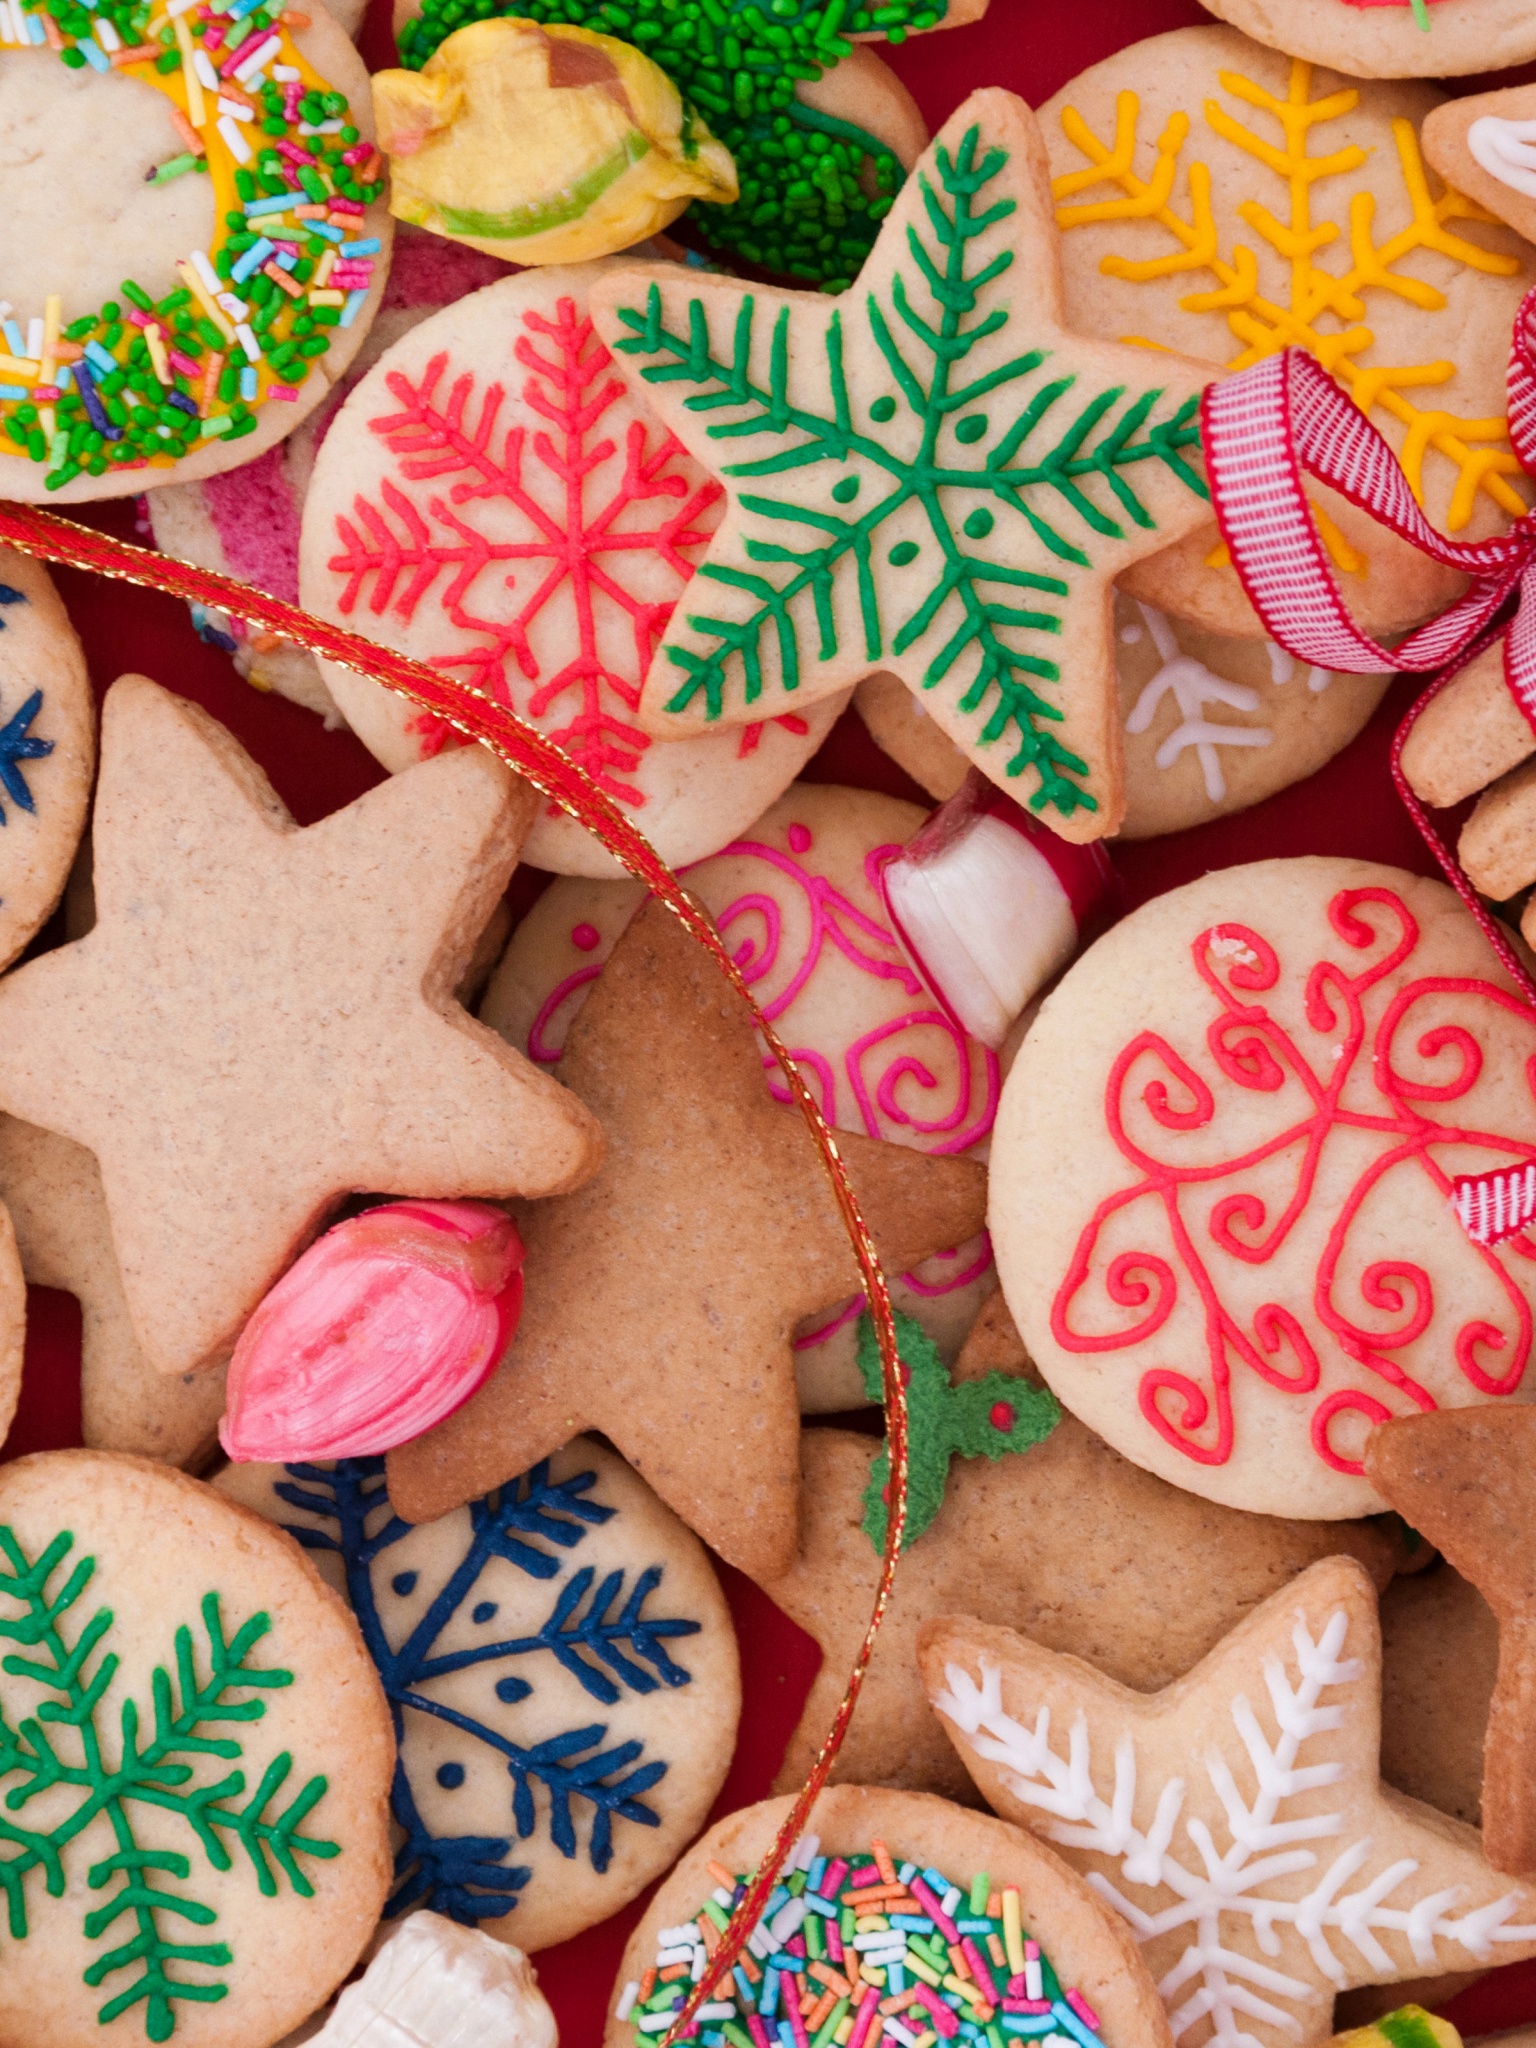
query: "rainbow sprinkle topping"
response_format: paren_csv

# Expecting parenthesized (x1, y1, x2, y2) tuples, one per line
(614, 1837, 1112, 2047)
(0, 0, 383, 488)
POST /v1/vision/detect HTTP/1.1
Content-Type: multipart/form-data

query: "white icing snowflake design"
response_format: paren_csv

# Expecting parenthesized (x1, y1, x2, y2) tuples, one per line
(934, 1603, 1536, 2048)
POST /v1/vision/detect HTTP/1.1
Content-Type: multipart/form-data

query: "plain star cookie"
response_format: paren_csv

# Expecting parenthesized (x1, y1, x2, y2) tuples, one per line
(761, 1294, 1404, 1803)
(588, 87, 1216, 842)
(1366, 1408, 1536, 1875)
(990, 857, 1536, 1521)
(298, 265, 845, 877)
(0, 5, 392, 503)
(0, 674, 601, 1381)
(1192, 0, 1536, 79)
(923, 1555, 1536, 2048)
(605, 1785, 1173, 2048)
(216, 1436, 740, 1951)
(0, 554, 95, 971)
(0, 1115, 225, 1468)
(1039, 29, 1531, 640)
(387, 894, 988, 1577)
(478, 783, 1000, 1411)
(0, 1449, 393, 2048)
(856, 594, 1390, 836)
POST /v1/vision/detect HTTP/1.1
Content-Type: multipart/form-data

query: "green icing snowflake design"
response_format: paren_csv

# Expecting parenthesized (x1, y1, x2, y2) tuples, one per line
(398, 0, 932, 289)
(609, 121, 1208, 821)
(0, 1527, 339, 2042)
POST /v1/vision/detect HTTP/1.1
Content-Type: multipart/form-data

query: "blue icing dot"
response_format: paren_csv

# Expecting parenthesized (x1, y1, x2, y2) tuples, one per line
(392, 1572, 418, 1597)
(436, 1762, 466, 1790)
(495, 1675, 532, 1705)
(472, 1601, 497, 1624)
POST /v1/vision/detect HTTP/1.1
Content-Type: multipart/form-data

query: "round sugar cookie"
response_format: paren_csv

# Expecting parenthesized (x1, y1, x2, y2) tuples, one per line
(857, 593, 1391, 836)
(991, 857, 1536, 1521)
(1038, 28, 1532, 640)
(0, 1449, 393, 2048)
(1194, 0, 1536, 79)
(148, 225, 516, 723)
(479, 784, 1000, 1408)
(298, 265, 846, 877)
(604, 1785, 1173, 2048)
(0, 553, 94, 970)
(215, 1435, 741, 1952)
(0, 7, 390, 504)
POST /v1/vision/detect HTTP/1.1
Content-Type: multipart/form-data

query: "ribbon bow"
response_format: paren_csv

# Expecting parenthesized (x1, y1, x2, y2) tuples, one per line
(1200, 281, 1536, 999)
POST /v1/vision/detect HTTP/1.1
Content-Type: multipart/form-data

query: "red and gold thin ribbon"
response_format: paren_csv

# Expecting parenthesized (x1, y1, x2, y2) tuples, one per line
(0, 499, 908, 2039)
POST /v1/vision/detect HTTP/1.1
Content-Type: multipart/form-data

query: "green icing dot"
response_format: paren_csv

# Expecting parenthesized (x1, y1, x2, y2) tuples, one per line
(888, 540, 919, 566)
(831, 474, 860, 503)
(869, 395, 898, 424)
(955, 413, 987, 443)
(963, 508, 995, 540)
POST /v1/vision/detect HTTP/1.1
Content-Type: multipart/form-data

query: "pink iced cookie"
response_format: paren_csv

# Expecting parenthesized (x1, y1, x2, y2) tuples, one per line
(480, 783, 999, 1407)
(298, 265, 845, 877)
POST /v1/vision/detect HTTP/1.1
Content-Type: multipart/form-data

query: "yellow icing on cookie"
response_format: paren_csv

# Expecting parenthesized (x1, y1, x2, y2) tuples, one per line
(1053, 63, 1527, 532)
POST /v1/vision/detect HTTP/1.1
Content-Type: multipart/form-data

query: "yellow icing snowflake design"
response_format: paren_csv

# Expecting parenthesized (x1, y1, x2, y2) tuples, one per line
(1052, 60, 1526, 537)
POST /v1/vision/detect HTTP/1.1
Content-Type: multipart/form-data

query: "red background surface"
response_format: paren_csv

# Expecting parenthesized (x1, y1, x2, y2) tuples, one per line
(10, 0, 1536, 2038)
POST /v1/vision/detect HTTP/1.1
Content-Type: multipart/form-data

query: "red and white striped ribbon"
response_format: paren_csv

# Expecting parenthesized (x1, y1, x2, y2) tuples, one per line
(1199, 284, 1536, 1010)
(1452, 1163, 1536, 1248)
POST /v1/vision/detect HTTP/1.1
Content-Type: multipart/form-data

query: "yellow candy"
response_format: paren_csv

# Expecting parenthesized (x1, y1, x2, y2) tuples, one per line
(1330, 2009, 1462, 2048)
(372, 17, 738, 263)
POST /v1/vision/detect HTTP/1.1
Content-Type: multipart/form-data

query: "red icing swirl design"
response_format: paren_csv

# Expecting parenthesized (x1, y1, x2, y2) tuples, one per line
(1050, 887, 1536, 1477)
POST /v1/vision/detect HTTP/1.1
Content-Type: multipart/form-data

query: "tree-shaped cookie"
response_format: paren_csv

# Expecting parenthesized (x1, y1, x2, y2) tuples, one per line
(218, 1437, 739, 1950)
(1039, 28, 1530, 639)
(387, 895, 988, 1578)
(0, 1450, 393, 2048)
(588, 89, 1217, 841)
(0, 675, 601, 1380)
(1365, 1407, 1536, 1878)
(923, 1554, 1536, 2048)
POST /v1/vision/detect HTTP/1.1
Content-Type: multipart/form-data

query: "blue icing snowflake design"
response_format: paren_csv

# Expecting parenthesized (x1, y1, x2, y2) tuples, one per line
(273, 1457, 702, 1927)
(0, 583, 54, 826)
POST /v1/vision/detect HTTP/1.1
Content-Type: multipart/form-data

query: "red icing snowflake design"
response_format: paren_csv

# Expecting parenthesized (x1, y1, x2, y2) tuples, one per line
(1050, 888, 1536, 1477)
(327, 298, 798, 804)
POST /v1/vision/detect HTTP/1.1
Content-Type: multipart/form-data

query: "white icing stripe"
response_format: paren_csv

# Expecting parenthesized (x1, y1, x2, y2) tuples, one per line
(1468, 115, 1536, 202)
(1122, 600, 1269, 802)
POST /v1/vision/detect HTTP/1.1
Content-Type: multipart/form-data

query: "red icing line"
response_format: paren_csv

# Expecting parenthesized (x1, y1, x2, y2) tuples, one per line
(1050, 887, 1536, 1473)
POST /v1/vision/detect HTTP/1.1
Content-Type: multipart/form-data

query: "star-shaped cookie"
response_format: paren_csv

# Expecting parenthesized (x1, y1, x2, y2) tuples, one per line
(763, 1294, 1404, 1800)
(0, 1115, 225, 1469)
(1424, 87, 1536, 251)
(1366, 1407, 1536, 1878)
(0, 675, 602, 1379)
(922, 1555, 1536, 2048)
(589, 88, 1216, 841)
(387, 895, 988, 1578)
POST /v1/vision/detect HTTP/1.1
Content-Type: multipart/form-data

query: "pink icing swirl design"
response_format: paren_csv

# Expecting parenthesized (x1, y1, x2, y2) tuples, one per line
(711, 823, 1000, 1157)
(1050, 888, 1536, 1477)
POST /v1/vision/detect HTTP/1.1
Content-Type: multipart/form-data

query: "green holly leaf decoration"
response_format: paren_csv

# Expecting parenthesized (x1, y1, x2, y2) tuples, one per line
(591, 89, 1215, 832)
(0, 1527, 340, 2042)
(856, 1306, 1060, 1552)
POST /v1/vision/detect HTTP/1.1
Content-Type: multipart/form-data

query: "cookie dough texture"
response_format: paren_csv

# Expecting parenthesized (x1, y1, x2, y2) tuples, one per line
(604, 1786, 1174, 2048)
(992, 858, 1536, 1520)
(1039, 28, 1531, 639)
(0, 1451, 393, 2048)
(1379, 1559, 1496, 1830)
(0, 553, 95, 970)
(0, 10, 391, 503)
(1194, 0, 1536, 78)
(218, 1436, 740, 1952)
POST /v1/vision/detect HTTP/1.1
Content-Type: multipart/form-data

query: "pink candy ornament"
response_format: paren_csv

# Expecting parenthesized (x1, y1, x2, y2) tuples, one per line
(220, 1200, 524, 1463)
(879, 771, 1117, 1050)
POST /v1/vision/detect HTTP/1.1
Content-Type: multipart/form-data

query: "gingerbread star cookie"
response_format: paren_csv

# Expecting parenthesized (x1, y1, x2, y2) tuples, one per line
(588, 88, 1216, 842)
(387, 894, 988, 1578)
(0, 1114, 224, 1469)
(923, 1555, 1536, 2048)
(1366, 1408, 1536, 1876)
(1424, 88, 1536, 265)
(764, 1295, 1403, 1801)
(0, 675, 601, 1380)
